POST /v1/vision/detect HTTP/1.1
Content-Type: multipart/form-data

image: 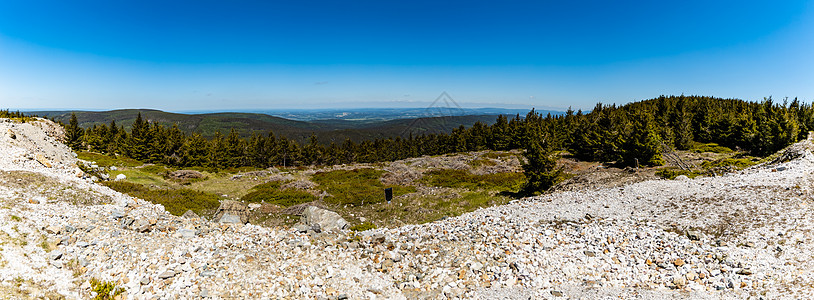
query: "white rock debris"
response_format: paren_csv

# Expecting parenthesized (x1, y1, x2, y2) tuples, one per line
(0, 117, 813, 299)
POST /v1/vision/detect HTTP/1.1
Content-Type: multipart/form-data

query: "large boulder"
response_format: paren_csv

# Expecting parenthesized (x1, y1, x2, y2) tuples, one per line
(214, 200, 249, 224)
(301, 206, 349, 231)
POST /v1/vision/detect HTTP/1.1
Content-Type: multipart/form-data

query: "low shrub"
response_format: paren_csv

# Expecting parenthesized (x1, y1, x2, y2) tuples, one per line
(102, 181, 220, 216)
(90, 278, 124, 300)
(655, 168, 700, 180)
(241, 181, 317, 207)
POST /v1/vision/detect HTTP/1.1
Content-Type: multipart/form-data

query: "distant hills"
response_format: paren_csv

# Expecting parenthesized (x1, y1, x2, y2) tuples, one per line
(33, 108, 556, 145)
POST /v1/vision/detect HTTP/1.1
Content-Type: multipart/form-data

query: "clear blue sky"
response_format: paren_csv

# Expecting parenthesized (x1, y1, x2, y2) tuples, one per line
(2, 1, 813, 111)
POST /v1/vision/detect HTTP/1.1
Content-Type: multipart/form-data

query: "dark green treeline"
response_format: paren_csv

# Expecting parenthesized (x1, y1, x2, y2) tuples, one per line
(62, 95, 811, 170)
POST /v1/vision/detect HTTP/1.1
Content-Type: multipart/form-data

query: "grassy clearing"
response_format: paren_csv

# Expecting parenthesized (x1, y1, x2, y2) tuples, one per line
(420, 169, 525, 192)
(241, 181, 317, 207)
(102, 181, 220, 216)
(691, 143, 734, 154)
(108, 169, 167, 186)
(700, 157, 757, 170)
(76, 152, 142, 168)
(354, 190, 511, 227)
(186, 173, 263, 198)
(312, 169, 415, 207)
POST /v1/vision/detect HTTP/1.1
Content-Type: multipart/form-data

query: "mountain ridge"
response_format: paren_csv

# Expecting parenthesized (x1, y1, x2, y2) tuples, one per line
(33, 109, 534, 144)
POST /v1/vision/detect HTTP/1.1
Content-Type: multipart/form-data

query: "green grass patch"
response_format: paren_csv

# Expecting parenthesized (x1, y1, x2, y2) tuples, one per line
(349, 222, 377, 232)
(691, 143, 733, 154)
(241, 181, 317, 207)
(700, 157, 757, 170)
(656, 168, 701, 180)
(468, 157, 498, 168)
(139, 164, 173, 174)
(312, 168, 415, 207)
(108, 169, 167, 186)
(102, 181, 220, 216)
(420, 169, 525, 192)
(415, 191, 509, 222)
(76, 152, 142, 168)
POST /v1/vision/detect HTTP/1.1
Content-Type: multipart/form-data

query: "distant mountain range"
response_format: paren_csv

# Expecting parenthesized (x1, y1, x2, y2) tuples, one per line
(180, 107, 539, 122)
(33, 108, 561, 145)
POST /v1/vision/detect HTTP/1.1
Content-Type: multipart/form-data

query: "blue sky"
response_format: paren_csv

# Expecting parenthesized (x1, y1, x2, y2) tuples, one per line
(1, 1, 813, 111)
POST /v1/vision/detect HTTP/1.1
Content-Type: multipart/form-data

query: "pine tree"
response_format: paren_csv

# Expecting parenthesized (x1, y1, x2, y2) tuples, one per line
(521, 133, 562, 195)
(128, 112, 150, 160)
(208, 132, 228, 169)
(622, 110, 664, 167)
(65, 113, 84, 150)
(181, 133, 208, 167)
(225, 128, 244, 167)
(672, 96, 694, 150)
(489, 114, 511, 150)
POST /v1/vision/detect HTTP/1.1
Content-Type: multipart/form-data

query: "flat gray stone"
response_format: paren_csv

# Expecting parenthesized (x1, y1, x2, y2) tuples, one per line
(158, 270, 176, 279)
(219, 213, 242, 224)
(177, 229, 196, 238)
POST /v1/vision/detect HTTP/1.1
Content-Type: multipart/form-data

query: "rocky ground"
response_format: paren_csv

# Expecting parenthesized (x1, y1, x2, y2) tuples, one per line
(1, 118, 813, 299)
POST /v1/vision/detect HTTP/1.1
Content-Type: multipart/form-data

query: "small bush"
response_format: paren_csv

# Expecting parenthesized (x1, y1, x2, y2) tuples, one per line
(241, 181, 317, 207)
(420, 169, 525, 192)
(312, 169, 414, 207)
(39, 239, 52, 252)
(90, 278, 124, 300)
(103, 181, 220, 216)
(10, 215, 21, 222)
(692, 143, 733, 154)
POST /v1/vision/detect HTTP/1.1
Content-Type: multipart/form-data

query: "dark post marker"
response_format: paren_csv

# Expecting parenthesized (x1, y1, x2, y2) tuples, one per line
(385, 187, 393, 204)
